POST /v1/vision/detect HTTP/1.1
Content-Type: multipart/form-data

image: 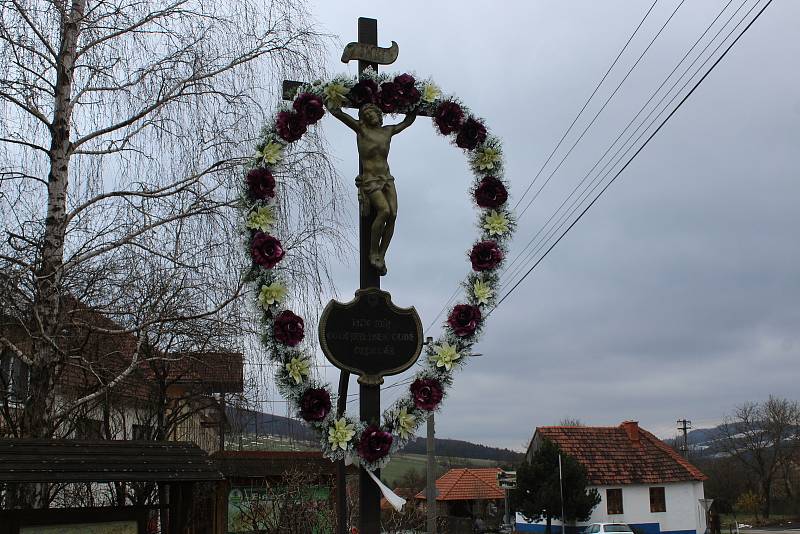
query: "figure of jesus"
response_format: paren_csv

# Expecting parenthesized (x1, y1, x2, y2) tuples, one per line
(328, 103, 416, 275)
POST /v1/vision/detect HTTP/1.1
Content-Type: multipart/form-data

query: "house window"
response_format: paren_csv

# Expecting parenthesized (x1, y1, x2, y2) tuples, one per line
(606, 488, 624, 514)
(650, 486, 666, 512)
(0, 350, 30, 404)
(75, 418, 103, 439)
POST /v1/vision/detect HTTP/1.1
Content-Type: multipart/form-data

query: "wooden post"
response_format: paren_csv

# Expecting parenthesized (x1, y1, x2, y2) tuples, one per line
(427, 413, 437, 533)
(358, 17, 381, 534)
(357, 17, 382, 534)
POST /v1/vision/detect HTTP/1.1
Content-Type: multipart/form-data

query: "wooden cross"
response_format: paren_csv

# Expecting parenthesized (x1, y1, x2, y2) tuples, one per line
(281, 18, 416, 534)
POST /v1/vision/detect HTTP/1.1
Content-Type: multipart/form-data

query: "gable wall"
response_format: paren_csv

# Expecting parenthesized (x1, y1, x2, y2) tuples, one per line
(516, 480, 706, 534)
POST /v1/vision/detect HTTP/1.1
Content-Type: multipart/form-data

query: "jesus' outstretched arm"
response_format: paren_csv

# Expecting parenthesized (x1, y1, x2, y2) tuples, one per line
(328, 105, 360, 132)
(389, 112, 416, 135)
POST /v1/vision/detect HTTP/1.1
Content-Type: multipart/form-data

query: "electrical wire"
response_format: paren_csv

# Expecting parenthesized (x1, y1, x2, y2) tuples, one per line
(501, 0, 746, 290)
(425, 1, 664, 338)
(515, 0, 687, 221)
(513, 0, 660, 210)
(492, 0, 773, 313)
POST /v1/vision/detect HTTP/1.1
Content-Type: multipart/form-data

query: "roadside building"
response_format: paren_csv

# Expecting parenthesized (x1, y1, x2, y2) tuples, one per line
(1, 296, 243, 453)
(516, 421, 708, 534)
(416, 467, 506, 532)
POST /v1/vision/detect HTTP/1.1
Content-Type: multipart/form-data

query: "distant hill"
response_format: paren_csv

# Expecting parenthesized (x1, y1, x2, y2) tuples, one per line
(227, 406, 523, 464)
(399, 436, 522, 464)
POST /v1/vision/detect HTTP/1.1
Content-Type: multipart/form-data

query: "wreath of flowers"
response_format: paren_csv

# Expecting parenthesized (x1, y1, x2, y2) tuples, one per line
(241, 69, 515, 472)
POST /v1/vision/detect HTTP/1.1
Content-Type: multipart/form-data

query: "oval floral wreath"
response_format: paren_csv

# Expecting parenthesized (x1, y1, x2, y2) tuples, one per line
(241, 69, 515, 472)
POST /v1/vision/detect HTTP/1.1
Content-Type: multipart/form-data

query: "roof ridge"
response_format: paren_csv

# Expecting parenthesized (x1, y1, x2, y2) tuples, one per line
(639, 427, 708, 481)
(439, 468, 470, 499)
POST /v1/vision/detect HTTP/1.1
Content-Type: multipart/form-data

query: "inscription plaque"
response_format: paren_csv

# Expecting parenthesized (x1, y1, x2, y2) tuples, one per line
(319, 288, 423, 385)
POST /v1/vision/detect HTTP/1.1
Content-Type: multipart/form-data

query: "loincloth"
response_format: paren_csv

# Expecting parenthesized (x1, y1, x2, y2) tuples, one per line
(356, 173, 395, 194)
(355, 173, 394, 215)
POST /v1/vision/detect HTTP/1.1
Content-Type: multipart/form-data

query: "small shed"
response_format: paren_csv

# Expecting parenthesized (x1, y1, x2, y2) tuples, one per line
(0, 439, 225, 534)
(415, 467, 505, 529)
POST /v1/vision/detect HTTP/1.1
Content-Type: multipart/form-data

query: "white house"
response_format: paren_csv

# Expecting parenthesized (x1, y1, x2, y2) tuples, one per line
(516, 421, 708, 534)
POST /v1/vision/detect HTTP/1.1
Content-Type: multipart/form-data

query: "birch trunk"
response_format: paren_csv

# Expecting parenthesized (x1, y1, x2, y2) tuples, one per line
(24, 0, 86, 439)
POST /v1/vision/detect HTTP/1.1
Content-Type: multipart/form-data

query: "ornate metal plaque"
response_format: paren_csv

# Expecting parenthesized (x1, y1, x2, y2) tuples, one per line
(319, 288, 422, 385)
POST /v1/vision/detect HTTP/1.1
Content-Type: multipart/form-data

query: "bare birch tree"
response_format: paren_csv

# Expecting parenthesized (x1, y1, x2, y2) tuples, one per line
(0, 0, 345, 446)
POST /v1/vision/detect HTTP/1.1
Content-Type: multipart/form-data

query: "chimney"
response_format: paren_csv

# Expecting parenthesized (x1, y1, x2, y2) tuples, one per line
(622, 420, 640, 444)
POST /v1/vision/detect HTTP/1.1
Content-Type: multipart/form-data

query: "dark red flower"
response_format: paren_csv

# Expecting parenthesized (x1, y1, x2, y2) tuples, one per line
(251, 232, 285, 268)
(274, 310, 305, 346)
(378, 81, 401, 113)
(393, 73, 420, 108)
(434, 101, 464, 135)
(394, 73, 416, 88)
(293, 92, 325, 124)
(447, 304, 481, 338)
(299, 388, 331, 422)
(474, 176, 508, 208)
(348, 79, 379, 108)
(470, 240, 504, 271)
(275, 110, 307, 142)
(410, 378, 444, 411)
(456, 117, 487, 150)
(357, 424, 393, 463)
(246, 167, 276, 200)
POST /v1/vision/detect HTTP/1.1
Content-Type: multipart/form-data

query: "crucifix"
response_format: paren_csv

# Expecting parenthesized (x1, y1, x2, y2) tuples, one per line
(283, 17, 425, 534)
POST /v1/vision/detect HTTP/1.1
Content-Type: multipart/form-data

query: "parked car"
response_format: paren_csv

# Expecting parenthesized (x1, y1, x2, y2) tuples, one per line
(584, 524, 635, 534)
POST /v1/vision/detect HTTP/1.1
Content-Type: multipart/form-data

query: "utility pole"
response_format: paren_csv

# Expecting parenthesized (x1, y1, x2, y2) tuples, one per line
(677, 419, 692, 458)
(426, 413, 437, 533)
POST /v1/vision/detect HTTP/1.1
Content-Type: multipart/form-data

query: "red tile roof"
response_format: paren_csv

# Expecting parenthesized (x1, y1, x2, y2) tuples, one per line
(415, 467, 505, 501)
(533, 421, 707, 486)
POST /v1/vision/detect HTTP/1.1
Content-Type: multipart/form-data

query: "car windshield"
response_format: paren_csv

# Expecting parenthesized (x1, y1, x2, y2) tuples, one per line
(604, 526, 633, 533)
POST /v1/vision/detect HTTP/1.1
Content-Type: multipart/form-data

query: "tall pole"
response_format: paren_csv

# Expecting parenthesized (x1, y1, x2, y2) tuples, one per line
(677, 419, 692, 458)
(426, 413, 437, 533)
(558, 455, 565, 533)
(357, 17, 382, 534)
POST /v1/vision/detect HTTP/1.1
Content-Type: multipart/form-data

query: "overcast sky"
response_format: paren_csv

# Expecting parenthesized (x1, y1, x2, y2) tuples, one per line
(295, 0, 800, 450)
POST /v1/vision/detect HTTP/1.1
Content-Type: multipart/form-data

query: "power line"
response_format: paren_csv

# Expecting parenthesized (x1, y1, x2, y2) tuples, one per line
(513, 0, 660, 210)
(501, 0, 746, 291)
(425, 1, 663, 336)
(515, 0, 687, 221)
(492, 0, 773, 311)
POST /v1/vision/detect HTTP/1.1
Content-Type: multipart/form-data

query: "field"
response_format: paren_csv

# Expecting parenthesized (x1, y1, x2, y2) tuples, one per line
(380, 452, 502, 486)
(226, 434, 505, 486)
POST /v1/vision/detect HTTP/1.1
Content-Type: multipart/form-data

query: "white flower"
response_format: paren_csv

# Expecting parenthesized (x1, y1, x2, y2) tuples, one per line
(430, 342, 461, 371)
(473, 279, 493, 306)
(285, 357, 310, 385)
(328, 418, 355, 451)
(483, 210, 509, 236)
(246, 205, 277, 232)
(258, 142, 283, 165)
(257, 282, 287, 308)
(324, 82, 349, 107)
(473, 146, 502, 171)
(421, 83, 441, 103)
(396, 407, 416, 440)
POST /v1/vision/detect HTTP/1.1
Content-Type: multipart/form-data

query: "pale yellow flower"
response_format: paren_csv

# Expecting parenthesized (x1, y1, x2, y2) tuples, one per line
(430, 342, 461, 371)
(483, 210, 509, 236)
(328, 418, 355, 450)
(258, 142, 283, 165)
(421, 83, 441, 103)
(396, 407, 415, 440)
(474, 146, 502, 171)
(473, 279, 493, 306)
(285, 356, 310, 385)
(246, 205, 277, 232)
(258, 281, 287, 308)
(324, 82, 349, 107)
